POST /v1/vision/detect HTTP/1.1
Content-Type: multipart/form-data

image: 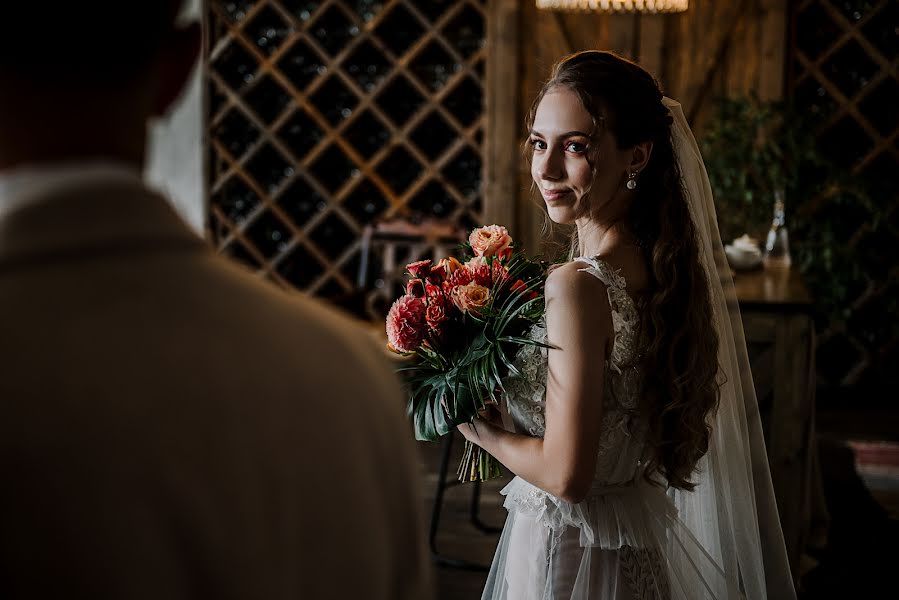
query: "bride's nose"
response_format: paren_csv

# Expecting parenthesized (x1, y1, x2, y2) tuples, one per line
(536, 149, 563, 181)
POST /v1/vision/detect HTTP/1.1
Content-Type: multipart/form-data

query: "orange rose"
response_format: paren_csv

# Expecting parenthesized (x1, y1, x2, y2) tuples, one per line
(469, 225, 513, 259)
(452, 282, 491, 316)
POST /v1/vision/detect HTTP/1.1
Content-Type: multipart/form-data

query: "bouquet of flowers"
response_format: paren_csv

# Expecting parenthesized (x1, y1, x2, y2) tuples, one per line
(385, 225, 550, 481)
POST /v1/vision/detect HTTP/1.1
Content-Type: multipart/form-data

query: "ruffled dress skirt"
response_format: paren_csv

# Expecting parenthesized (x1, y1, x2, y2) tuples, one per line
(481, 477, 742, 600)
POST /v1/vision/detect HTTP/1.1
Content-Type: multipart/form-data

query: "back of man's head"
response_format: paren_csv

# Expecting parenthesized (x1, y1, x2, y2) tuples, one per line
(0, 1, 199, 168)
(0, 1, 184, 83)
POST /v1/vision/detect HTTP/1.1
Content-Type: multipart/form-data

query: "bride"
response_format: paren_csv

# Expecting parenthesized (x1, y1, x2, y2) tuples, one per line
(458, 51, 796, 600)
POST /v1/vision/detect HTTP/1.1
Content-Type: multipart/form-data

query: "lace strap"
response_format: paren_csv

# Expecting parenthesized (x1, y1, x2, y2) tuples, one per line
(574, 256, 640, 371)
(574, 256, 627, 292)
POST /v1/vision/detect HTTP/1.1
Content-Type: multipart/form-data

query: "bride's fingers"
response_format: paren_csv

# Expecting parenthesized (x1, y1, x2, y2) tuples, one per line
(457, 422, 476, 442)
(477, 404, 503, 426)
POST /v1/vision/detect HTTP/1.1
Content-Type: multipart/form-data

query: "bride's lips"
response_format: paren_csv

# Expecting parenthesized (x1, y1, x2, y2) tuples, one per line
(542, 188, 572, 202)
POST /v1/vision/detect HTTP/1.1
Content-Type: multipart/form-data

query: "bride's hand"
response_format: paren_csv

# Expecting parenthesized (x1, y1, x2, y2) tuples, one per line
(457, 421, 480, 444)
(477, 402, 504, 428)
(458, 405, 503, 445)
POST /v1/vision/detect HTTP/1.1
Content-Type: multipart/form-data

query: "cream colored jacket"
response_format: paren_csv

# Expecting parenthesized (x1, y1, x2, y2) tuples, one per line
(0, 179, 432, 599)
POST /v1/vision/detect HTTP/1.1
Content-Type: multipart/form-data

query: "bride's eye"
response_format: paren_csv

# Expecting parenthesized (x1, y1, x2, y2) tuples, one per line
(565, 141, 587, 154)
(529, 138, 547, 151)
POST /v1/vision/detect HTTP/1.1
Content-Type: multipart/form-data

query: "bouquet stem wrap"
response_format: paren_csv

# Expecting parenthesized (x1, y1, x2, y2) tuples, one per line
(457, 440, 502, 482)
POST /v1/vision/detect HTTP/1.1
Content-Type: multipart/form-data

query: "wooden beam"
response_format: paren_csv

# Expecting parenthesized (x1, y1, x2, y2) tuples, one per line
(485, 0, 522, 230)
(758, 0, 788, 101)
(688, 0, 752, 124)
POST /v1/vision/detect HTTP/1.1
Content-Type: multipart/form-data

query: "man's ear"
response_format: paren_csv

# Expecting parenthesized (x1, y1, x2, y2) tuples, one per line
(152, 21, 201, 117)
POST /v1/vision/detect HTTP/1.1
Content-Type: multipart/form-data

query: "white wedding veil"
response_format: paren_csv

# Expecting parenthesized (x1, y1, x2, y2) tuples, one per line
(662, 97, 796, 600)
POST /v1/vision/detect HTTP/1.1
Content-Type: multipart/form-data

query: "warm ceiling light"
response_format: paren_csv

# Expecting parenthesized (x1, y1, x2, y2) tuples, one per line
(536, 0, 689, 13)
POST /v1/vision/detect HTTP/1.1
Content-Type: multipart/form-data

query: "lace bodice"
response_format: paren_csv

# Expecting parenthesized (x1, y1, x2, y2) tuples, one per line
(502, 256, 649, 490)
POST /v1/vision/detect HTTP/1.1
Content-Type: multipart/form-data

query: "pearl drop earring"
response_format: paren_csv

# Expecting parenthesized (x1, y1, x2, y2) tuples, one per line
(626, 171, 638, 190)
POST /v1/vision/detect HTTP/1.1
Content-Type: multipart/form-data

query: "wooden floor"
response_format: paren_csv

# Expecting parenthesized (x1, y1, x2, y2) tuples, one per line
(416, 436, 506, 600)
(417, 432, 899, 600)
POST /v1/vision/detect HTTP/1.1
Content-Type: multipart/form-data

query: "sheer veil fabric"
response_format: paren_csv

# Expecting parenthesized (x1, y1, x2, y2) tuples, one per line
(663, 97, 796, 600)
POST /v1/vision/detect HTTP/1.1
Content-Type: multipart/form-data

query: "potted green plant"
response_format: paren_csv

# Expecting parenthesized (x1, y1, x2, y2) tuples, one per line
(700, 95, 886, 324)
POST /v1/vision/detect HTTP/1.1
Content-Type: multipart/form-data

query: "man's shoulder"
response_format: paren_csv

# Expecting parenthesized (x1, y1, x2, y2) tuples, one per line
(198, 254, 397, 378)
(195, 252, 364, 337)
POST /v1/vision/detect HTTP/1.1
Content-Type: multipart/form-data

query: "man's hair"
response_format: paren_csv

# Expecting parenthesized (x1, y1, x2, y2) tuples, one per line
(0, 1, 184, 81)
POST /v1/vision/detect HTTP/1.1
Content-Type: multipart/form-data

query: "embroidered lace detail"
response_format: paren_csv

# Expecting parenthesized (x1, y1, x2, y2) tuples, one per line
(502, 256, 650, 484)
(619, 545, 671, 600)
(515, 485, 547, 513)
(575, 256, 641, 373)
(502, 321, 548, 436)
(596, 408, 630, 475)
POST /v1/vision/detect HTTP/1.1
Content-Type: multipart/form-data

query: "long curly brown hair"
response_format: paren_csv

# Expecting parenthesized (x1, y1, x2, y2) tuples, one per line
(526, 51, 720, 491)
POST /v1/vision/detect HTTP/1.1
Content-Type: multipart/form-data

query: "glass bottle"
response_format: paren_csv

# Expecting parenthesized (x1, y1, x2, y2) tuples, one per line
(764, 189, 791, 267)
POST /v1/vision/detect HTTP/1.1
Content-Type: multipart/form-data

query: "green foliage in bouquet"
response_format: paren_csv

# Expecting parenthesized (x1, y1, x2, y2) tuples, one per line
(400, 252, 547, 441)
(385, 225, 551, 481)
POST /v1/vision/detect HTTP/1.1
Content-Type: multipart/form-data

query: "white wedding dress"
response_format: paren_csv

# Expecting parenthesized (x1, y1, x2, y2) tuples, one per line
(483, 256, 727, 600)
(481, 97, 797, 600)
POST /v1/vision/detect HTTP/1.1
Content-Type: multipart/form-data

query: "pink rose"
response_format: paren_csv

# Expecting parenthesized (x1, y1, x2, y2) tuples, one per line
(386, 295, 426, 353)
(452, 282, 491, 316)
(406, 259, 432, 278)
(469, 225, 513, 259)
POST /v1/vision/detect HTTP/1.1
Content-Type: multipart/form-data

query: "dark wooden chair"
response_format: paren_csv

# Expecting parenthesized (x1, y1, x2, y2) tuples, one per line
(358, 218, 500, 570)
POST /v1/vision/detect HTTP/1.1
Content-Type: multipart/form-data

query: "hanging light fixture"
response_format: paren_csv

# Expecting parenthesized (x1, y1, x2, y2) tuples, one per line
(536, 0, 688, 12)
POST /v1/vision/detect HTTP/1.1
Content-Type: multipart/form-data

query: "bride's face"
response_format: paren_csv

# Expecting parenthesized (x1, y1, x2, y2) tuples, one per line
(529, 87, 631, 225)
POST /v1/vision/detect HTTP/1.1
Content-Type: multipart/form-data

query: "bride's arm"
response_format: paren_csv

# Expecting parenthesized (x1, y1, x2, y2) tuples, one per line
(458, 262, 613, 504)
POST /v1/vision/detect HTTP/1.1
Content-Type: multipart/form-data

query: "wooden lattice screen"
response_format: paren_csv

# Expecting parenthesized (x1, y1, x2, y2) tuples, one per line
(790, 0, 898, 390)
(204, 0, 487, 313)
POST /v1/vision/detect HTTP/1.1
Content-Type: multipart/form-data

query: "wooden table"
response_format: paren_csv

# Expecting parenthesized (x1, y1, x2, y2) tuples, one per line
(734, 264, 827, 583)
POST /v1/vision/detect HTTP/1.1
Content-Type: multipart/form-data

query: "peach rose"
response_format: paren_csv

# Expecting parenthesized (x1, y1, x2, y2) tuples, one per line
(452, 282, 491, 316)
(469, 225, 513, 259)
(386, 295, 426, 353)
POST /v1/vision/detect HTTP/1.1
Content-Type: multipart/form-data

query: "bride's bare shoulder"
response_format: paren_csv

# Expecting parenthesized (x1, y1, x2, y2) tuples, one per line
(545, 260, 610, 299)
(544, 261, 615, 342)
